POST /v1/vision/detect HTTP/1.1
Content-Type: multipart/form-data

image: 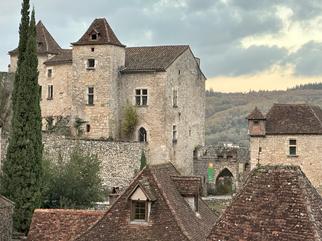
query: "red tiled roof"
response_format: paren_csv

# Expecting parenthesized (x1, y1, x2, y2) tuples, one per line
(72, 18, 124, 47)
(122, 45, 189, 73)
(9, 21, 62, 55)
(27, 209, 104, 241)
(74, 163, 217, 241)
(265, 104, 322, 134)
(207, 165, 322, 241)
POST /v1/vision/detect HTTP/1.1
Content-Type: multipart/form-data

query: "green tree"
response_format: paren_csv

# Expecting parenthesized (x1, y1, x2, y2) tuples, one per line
(122, 101, 138, 138)
(0, 5, 43, 233)
(42, 149, 104, 209)
(140, 150, 147, 170)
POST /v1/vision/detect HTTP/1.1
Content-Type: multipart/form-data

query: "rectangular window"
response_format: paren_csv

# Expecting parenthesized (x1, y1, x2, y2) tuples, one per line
(87, 59, 95, 69)
(39, 85, 42, 100)
(135, 89, 148, 106)
(131, 201, 147, 221)
(86, 124, 91, 133)
(47, 69, 52, 78)
(173, 89, 178, 107)
(173, 125, 177, 143)
(87, 87, 94, 105)
(47, 85, 53, 100)
(289, 139, 297, 156)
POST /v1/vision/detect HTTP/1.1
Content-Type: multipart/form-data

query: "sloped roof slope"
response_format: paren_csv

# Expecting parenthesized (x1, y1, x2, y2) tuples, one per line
(74, 163, 217, 241)
(9, 21, 62, 55)
(44, 49, 72, 65)
(27, 209, 104, 241)
(122, 45, 189, 73)
(247, 106, 265, 120)
(72, 18, 124, 47)
(207, 165, 322, 241)
(265, 104, 322, 134)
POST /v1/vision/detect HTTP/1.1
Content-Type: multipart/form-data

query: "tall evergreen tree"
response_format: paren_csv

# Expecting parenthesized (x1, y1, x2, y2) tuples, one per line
(1, 3, 42, 233)
(140, 150, 147, 170)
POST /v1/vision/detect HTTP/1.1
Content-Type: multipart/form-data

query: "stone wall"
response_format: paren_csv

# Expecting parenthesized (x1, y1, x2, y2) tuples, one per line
(1, 133, 146, 190)
(250, 135, 322, 191)
(0, 196, 14, 241)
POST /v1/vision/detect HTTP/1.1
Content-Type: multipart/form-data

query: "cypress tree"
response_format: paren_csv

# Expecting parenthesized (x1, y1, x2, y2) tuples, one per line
(140, 150, 147, 170)
(1, 4, 42, 233)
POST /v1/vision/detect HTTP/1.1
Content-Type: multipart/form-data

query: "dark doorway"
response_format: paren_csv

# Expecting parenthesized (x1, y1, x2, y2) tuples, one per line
(138, 127, 147, 142)
(215, 168, 234, 195)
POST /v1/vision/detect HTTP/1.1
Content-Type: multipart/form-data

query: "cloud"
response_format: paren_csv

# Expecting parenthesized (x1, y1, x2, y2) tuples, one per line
(287, 41, 322, 76)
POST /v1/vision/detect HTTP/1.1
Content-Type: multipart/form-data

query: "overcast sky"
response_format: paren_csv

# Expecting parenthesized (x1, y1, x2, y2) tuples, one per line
(1, 0, 322, 92)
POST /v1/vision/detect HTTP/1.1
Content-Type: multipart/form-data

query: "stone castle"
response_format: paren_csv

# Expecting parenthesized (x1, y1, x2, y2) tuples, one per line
(8, 18, 205, 175)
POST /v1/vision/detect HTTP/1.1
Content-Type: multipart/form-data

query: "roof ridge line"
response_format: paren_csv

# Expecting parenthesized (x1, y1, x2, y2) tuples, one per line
(297, 169, 322, 240)
(41, 25, 49, 52)
(103, 19, 110, 43)
(308, 105, 322, 129)
(150, 170, 191, 241)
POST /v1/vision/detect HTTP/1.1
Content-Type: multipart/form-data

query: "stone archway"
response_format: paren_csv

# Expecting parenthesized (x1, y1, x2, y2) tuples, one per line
(215, 168, 234, 195)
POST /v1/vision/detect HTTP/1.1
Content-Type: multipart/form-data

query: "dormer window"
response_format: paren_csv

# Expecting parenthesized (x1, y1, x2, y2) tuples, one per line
(91, 33, 97, 40)
(128, 183, 155, 224)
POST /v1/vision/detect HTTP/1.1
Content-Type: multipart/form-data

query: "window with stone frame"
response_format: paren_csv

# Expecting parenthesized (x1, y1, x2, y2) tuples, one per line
(135, 89, 148, 106)
(172, 125, 177, 144)
(173, 89, 178, 107)
(47, 85, 53, 100)
(87, 59, 96, 69)
(289, 139, 297, 156)
(87, 87, 94, 105)
(131, 200, 147, 221)
(47, 68, 53, 78)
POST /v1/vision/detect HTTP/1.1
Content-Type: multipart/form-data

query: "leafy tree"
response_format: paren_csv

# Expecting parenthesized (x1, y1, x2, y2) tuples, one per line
(122, 101, 138, 138)
(42, 149, 104, 209)
(140, 150, 147, 170)
(0, 4, 42, 233)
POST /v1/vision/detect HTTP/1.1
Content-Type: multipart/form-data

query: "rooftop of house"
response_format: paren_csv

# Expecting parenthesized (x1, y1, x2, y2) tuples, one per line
(72, 163, 217, 241)
(249, 103, 322, 135)
(27, 209, 105, 241)
(247, 106, 265, 120)
(207, 165, 322, 241)
(9, 21, 62, 55)
(9, 18, 198, 74)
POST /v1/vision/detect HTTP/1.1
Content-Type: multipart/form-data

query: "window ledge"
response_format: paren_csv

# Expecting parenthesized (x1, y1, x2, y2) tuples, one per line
(86, 67, 95, 70)
(47, 98, 53, 100)
(130, 220, 149, 225)
(136, 105, 148, 108)
(287, 155, 298, 158)
(86, 104, 95, 106)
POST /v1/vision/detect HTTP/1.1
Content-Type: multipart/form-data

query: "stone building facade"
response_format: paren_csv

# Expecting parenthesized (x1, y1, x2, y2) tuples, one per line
(0, 195, 14, 241)
(8, 18, 205, 175)
(194, 144, 249, 195)
(247, 104, 322, 193)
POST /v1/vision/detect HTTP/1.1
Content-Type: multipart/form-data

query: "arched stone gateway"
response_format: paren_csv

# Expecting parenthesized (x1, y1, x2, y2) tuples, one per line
(215, 168, 234, 195)
(138, 127, 147, 143)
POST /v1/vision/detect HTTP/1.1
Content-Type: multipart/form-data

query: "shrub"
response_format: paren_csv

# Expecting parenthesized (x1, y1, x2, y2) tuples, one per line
(122, 102, 138, 138)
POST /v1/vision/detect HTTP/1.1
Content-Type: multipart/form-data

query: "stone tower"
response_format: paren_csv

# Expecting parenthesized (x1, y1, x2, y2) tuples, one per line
(247, 107, 266, 137)
(71, 18, 126, 138)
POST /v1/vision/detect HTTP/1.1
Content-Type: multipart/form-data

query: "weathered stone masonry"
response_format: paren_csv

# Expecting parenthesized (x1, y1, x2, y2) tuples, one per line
(1, 133, 146, 190)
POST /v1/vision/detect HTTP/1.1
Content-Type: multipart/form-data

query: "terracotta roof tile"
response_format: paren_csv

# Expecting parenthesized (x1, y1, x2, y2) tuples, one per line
(9, 21, 62, 55)
(265, 104, 322, 134)
(27, 209, 104, 241)
(122, 45, 189, 73)
(72, 18, 124, 47)
(207, 165, 322, 241)
(44, 49, 72, 65)
(74, 163, 217, 241)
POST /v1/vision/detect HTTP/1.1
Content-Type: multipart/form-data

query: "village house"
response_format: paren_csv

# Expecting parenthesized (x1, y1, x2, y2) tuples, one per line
(207, 165, 322, 241)
(27, 163, 217, 241)
(247, 104, 322, 193)
(0, 195, 14, 241)
(8, 18, 205, 176)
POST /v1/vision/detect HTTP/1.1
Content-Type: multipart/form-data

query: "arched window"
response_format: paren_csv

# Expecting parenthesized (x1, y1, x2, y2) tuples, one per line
(138, 127, 147, 142)
(215, 168, 234, 195)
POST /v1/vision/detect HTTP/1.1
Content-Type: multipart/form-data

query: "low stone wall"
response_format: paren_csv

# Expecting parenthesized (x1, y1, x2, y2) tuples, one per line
(1, 133, 147, 190)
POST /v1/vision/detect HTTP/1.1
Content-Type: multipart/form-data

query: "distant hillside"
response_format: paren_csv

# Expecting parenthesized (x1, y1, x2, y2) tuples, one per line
(205, 83, 322, 147)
